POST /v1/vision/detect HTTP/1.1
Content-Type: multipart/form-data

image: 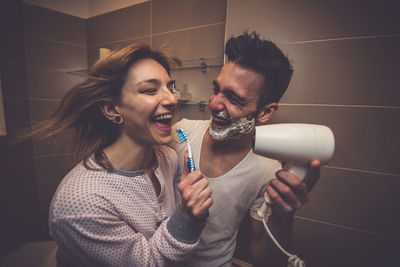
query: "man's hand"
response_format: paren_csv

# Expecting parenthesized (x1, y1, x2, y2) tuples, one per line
(178, 152, 213, 221)
(266, 160, 321, 213)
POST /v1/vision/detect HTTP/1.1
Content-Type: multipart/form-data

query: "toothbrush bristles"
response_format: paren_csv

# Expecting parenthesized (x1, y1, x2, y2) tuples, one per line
(176, 129, 188, 143)
(175, 128, 196, 172)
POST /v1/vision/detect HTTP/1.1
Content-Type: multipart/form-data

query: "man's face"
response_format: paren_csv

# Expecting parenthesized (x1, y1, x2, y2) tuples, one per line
(208, 62, 264, 141)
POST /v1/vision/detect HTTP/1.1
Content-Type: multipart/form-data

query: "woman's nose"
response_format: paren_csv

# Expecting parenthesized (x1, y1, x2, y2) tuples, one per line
(161, 87, 178, 108)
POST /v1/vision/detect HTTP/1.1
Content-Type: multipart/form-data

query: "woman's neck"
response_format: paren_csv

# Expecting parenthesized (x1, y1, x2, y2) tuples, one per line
(103, 135, 155, 172)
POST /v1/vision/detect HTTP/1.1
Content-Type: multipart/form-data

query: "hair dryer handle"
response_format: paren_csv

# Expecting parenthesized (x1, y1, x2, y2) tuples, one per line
(257, 162, 308, 218)
(282, 162, 308, 181)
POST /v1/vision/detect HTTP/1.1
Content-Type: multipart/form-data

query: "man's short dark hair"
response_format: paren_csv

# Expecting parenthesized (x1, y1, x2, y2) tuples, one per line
(225, 31, 293, 109)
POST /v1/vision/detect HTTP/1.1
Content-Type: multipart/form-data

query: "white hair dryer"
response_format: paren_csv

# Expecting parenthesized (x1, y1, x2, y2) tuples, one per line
(253, 123, 335, 217)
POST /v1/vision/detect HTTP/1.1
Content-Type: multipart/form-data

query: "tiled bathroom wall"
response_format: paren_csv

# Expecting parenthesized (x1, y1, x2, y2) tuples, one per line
(227, 0, 400, 266)
(1, 0, 227, 255)
(0, 0, 40, 255)
(1, 1, 87, 254)
(86, 0, 227, 121)
(22, 3, 88, 241)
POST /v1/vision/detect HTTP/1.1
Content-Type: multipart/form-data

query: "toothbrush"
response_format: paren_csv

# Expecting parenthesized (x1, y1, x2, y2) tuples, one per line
(176, 129, 196, 172)
(176, 128, 209, 218)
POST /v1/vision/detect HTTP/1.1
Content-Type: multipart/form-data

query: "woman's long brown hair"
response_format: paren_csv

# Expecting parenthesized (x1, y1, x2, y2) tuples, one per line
(18, 43, 180, 171)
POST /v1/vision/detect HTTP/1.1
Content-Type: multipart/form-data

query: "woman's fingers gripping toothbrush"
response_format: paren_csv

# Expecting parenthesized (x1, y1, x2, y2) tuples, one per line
(178, 152, 213, 221)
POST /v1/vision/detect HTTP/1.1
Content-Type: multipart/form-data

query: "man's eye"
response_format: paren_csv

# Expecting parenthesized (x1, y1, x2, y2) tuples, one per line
(228, 98, 239, 105)
(228, 97, 243, 106)
(212, 87, 219, 94)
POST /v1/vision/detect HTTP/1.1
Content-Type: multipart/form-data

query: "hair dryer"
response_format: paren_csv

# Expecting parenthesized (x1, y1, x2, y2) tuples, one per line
(253, 123, 335, 217)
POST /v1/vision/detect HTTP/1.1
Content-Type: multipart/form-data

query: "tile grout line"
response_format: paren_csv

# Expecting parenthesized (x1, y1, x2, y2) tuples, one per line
(294, 215, 399, 240)
(149, 0, 153, 47)
(24, 34, 87, 48)
(281, 33, 400, 45)
(87, 22, 225, 48)
(34, 153, 74, 159)
(325, 165, 400, 177)
(279, 103, 400, 109)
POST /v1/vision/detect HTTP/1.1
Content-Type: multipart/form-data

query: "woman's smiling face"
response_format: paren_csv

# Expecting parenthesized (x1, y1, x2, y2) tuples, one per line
(117, 58, 177, 145)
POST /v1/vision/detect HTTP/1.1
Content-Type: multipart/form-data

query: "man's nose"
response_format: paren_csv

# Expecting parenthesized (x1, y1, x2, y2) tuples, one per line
(209, 92, 225, 111)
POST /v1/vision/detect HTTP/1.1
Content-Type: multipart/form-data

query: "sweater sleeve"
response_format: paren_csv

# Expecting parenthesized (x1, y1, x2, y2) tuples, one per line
(50, 197, 205, 267)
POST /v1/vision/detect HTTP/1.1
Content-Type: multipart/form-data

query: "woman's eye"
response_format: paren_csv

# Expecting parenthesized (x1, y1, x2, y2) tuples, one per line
(141, 88, 157, 94)
(168, 86, 175, 94)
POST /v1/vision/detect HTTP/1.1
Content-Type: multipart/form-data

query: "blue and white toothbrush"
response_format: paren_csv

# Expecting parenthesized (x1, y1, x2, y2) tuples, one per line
(176, 128, 210, 218)
(176, 129, 196, 172)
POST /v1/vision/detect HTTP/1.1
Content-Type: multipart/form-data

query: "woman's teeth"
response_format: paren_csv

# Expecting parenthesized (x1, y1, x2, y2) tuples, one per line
(153, 114, 172, 121)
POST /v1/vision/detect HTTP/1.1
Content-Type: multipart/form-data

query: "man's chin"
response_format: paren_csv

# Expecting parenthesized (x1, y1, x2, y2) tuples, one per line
(208, 116, 256, 141)
(208, 126, 230, 141)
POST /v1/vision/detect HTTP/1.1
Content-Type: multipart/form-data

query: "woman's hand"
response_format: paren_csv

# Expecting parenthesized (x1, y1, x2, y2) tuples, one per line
(178, 152, 213, 221)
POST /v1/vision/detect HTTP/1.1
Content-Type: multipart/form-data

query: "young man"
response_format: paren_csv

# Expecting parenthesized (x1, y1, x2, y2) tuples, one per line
(171, 32, 320, 266)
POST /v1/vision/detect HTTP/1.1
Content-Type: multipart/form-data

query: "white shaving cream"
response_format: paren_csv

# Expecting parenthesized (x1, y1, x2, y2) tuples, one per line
(208, 110, 255, 141)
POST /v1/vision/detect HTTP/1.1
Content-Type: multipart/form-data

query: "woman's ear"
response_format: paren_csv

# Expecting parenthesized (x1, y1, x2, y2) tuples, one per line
(256, 103, 279, 124)
(100, 102, 123, 124)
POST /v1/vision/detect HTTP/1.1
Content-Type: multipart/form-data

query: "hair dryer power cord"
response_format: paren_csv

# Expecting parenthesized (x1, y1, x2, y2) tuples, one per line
(262, 215, 305, 267)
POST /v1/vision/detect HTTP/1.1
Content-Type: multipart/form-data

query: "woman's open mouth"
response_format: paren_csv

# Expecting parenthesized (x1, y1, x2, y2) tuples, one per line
(152, 113, 173, 132)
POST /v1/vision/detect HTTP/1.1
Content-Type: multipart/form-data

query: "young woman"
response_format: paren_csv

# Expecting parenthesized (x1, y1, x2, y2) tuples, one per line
(25, 44, 213, 266)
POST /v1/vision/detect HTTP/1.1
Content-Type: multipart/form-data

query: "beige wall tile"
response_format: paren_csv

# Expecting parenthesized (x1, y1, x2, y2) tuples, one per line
(32, 129, 75, 156)
(292, 218, 398, 267)
(1, 160, 36, 192)
(3, 98, 31, 132)
(0, 139, 33, 169)
(34, 155, 72, 185)
(87, 2, 150, 46)
(279, 36, 400, 106)
(152, 0, 226, 34)
(152, 24, 225, 60)
(227, 0, 400, 43)
(87, 37, 150, 68)
(297, 167, 400, 237)
(28, 99, 60, 123)
(24, 37, 87, 71)
(0, 64, 28, 99)
(22, 3, 87, 46)
(26, 69, 86, 99)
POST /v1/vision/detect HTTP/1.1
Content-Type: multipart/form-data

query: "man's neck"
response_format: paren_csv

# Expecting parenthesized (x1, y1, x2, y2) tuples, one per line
(199, 130, 254, 178)
(206, 130, 254, 154)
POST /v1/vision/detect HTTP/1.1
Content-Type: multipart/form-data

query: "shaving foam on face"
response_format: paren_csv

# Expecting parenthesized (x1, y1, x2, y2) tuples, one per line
(208, 110, 255, 141)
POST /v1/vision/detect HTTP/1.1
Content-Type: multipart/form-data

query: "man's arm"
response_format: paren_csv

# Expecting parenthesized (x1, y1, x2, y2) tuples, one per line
(251, 160, 320, 266)
(250, 211, 293, 266)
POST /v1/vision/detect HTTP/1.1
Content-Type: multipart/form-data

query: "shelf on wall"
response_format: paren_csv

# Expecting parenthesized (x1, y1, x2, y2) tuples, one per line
(173, 56, 223, 71)
(178, 100, 208, 105)
(65, 69, 88, 75)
